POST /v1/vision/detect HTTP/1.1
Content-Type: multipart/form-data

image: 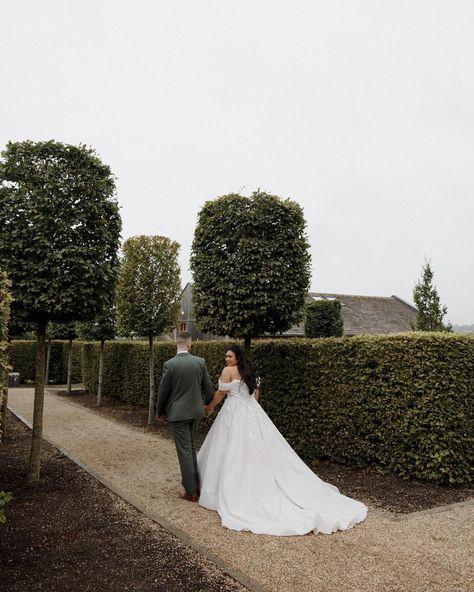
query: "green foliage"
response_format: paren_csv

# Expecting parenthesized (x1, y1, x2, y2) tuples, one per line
(8, 314, 35, 339)
(0, 491, 13, 524)
(0, 140, 122, 482)
(81, 334, 474, 484)
(82, 341, 177, 404)
(60, 341, 83, 383)
(9, 340, 82, 384)
(190, 191, 311, 344)
(49, 321, 77, 341)
(76, 303, 116, 342)
(0, 271, 12, 343)
(116, 236, 181, 338)
(304, 299, 343, 337)
(0, 140, 122, 326)
(252, 334, 473, 485)
(412, 260, 452, 332)
(0, 271, 12, 440)
(82, 339, 232, 407)
(8, 340, 36, 382)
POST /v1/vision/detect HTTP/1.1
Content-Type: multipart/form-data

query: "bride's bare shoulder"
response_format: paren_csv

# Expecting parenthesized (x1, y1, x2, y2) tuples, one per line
(220, 366, 237, 383)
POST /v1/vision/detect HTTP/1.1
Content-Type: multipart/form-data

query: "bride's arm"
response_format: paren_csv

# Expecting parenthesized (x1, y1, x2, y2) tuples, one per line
(204, 388, 226, 415)
(204, 367, 231, 415)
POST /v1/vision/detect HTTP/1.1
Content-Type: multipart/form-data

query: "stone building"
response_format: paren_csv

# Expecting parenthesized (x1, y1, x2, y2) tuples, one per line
(176, 283, 417, 339)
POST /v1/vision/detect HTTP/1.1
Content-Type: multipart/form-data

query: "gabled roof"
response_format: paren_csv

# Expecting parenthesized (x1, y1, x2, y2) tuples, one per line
(290, 293, 417, 336)
(180, 284, 417, 337)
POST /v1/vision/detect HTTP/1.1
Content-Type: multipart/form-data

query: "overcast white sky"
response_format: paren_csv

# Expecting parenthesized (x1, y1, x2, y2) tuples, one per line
(1, 1, 473, 324)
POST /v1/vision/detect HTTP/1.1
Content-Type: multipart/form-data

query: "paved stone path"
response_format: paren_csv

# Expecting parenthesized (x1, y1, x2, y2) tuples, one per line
(8, 387, 474, 592)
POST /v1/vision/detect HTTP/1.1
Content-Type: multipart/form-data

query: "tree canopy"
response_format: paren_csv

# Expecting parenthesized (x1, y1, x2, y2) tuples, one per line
(190, 190, 311, 346)
(0, 140, 121, 326)
(76, 303, 117, 342)
(116, 235, 181, 338)
(48, 321, 78, 341)
(412, 260, 452, 332)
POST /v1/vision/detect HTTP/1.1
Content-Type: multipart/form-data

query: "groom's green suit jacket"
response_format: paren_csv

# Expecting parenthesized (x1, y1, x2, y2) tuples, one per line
(156, 352, 213, 421)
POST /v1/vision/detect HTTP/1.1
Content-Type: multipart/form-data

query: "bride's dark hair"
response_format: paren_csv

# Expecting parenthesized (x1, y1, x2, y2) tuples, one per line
(228, 344, 258, 395)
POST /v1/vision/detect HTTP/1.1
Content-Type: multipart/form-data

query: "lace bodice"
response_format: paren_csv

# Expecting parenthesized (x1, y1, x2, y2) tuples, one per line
(218, 378, 252, 400)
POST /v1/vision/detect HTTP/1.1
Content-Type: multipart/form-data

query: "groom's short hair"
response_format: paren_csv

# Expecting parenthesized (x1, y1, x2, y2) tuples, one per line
(176, 331, 192, 346)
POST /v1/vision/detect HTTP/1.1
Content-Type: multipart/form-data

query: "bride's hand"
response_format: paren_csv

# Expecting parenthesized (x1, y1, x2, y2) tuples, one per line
(204, 404, 213, 416)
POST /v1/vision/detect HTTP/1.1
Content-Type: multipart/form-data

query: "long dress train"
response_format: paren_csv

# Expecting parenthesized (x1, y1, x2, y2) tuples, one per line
(197, 379, 368, 536)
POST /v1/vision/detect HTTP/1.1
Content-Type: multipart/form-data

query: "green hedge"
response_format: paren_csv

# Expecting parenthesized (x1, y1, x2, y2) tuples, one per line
(82, 333, 474, 484)
(81, 340, 231, 405)
(8, 341, 36, 382)
(9, 340, 83, 384)
(254, 334, 474, 485)
(60, 341, 83, 383)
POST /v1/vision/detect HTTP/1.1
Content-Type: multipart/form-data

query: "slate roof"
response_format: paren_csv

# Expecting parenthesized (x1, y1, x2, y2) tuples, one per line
(178, 284, 417, 338)
(287, 293, 417, 336)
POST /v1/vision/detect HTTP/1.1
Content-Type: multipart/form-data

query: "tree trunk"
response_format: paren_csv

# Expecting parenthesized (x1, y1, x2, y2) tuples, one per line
(44, 339, 51, 386)
(147, 332, 155, 425)
(66, 339, 73, 394)
(244, 335, 252, 350)
(97, 339, 104, 406)
(27, 322, 47, 483)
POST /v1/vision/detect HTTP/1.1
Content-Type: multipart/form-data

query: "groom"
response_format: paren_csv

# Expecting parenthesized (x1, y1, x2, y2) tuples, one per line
(156, 331, 213, 502)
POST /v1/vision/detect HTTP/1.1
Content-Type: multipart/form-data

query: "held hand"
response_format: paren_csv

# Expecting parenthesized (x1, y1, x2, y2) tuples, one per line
(204, 405, 213, 416)
(156, 415, 166, 424)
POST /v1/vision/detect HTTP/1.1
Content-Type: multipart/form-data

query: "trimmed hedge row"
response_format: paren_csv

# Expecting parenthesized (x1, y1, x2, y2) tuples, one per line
(60, 341, 83, 383)
(254, 334, 474, 485)
(9, 340, 83, 384)
(10, 334, 474, 484)
(9, 341, 37, 382)
(81, 333, 474, 485)
(81, 340, 230, 405)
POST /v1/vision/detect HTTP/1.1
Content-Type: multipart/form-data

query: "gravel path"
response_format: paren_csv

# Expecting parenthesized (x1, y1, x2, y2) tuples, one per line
(8, 387, 474, 592)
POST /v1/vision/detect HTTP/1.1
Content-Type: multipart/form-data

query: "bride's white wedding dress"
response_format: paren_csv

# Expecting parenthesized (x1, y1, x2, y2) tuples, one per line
(197, 379, 368, 536)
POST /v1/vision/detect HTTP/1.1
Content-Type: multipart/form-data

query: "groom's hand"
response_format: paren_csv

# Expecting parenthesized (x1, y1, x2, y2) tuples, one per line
(156, 415, 166, 423)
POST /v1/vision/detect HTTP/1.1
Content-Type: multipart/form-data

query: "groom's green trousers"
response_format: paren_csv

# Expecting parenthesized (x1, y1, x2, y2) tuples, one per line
(170, 419, 201, 496)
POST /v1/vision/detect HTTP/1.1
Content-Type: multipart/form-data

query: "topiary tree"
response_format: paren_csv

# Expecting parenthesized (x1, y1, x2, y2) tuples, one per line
(412, 260, 452, 332)
(76, 304, 116, 406)
(0, 140, 121, 482)
(49, 321, 77, 394)
(304, 299, 343, 338)
(116, 235, 181, 424)
(190, 190, 311, 348)
(0, 271, 12, 440)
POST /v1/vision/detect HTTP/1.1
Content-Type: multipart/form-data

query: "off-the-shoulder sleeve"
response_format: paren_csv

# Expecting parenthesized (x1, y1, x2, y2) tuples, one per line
(218, 379, 234, 391)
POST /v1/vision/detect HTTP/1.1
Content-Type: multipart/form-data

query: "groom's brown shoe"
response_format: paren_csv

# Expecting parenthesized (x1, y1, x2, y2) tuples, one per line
(180, 491, 199, 502)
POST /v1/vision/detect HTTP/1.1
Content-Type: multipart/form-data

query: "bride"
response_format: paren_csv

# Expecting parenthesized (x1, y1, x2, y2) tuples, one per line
(197, 345, 368, 536)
